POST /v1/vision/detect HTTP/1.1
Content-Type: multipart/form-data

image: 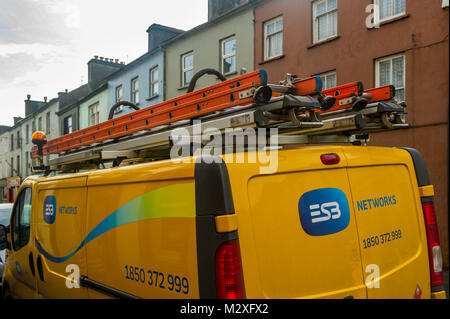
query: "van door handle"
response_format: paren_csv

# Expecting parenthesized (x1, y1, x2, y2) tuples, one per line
(36, 255, 44, 281)
(28, 252, 35, 277)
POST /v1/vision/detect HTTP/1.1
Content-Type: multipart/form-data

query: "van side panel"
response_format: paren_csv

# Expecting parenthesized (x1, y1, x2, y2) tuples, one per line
(85, 179, 199, 298)
(35, 176, 89, 298)
(344, 147, 431, 299)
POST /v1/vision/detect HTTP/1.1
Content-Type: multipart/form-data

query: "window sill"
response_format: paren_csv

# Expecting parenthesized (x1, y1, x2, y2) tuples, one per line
(367, 14, 410, 29)
(146, 95, 160, 101)
(307, 35, 340, 49)
(178, 86, 189, 91)
(223, 71, 238, 77)
(258, 54, 285, 65)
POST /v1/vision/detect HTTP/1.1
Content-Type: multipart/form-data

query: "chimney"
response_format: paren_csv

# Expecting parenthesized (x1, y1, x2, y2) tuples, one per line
(208, 0, 248, 21)
(14, 117, 23, 125)
(146, 24, 184, 52)
(87, 56, 125, 84)
(65, 89, 68, 93)
(24, 98, 46, 117)
(44, 96, 48, 102)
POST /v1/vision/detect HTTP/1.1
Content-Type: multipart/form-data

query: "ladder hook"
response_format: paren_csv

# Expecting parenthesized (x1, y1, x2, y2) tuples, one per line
(108, 101, 140, 120)
(187, 68, 227, 93)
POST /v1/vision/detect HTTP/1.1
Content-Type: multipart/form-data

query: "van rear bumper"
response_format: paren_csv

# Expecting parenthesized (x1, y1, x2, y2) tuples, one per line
(431, 290, 447, 299)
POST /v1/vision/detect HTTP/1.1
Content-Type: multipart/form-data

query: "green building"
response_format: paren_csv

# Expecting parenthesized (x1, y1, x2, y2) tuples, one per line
(79, 84, 109, 129)
(163, 0, 255, 100)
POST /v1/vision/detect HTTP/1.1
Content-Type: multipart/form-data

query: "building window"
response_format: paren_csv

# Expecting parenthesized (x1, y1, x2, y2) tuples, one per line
(10, 157, 13, 176)
(375, 54, 405, 102)
(10, 134, 14, 151)
(264, 16, 283, 60)
(115, 85, 123, 113)
(32, 120, 36, 133)
(221, 36, 236, 75)
(38, 117, 42, 131)
(131, 77, 139, 105)
(46, 112, 50, 134)
(26, 125, 29, 144)
(318, 71, 337, 90)
(375, 0, 406, 22)
(115, 85, 123, 102)
(182, 52, 194, 87)
(17, 131, 21, 148)
(313, 0, 338, 43)
(150, 67, 159, 97)
(16, 156, 20, 176)
(89, 102, 100, 126)
(25, 152, 28, 176)
(63, 115, 73, 135)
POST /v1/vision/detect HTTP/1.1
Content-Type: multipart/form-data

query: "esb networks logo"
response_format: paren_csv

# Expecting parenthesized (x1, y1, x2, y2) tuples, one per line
(298, 188, 350, 236)
(43, 195, 56, 224)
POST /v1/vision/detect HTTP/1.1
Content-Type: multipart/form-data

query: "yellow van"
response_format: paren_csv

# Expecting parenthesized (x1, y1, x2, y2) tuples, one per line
(0, 145, 446, 299)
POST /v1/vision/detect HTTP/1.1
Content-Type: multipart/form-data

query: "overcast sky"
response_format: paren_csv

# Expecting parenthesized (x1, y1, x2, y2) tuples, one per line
(0, 0, 208, 126)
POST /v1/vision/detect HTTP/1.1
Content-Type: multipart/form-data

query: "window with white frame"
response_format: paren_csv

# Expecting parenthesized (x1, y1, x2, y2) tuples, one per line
(131, 77, 139, 105)
(264, 16, 283, 60)
(375, 54, 405, 102)
(375, 0, 406, 22)
(63, 115, 73, 134)
(89, 102, 100, 126)
(221, 36, 236, 74)
(182, 52, 194, 87)
(313, 0, 338, 43)
(318, 71, 337, 90)
(150, 67, 159, 97)
(115, 85, 123, 113)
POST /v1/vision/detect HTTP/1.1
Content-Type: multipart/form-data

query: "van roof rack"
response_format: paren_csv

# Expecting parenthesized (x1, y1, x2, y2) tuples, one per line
(31, 69, 408, 172)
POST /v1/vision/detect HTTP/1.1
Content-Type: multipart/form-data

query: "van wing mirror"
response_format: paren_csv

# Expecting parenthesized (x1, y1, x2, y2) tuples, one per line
(0, 225, 10, 250)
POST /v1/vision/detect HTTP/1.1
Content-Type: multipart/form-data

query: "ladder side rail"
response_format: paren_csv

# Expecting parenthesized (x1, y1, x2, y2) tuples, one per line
(33, 70, 265, 158)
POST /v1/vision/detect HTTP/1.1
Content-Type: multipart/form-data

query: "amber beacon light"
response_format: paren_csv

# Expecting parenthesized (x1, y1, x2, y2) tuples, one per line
(31, 131, 48, 170)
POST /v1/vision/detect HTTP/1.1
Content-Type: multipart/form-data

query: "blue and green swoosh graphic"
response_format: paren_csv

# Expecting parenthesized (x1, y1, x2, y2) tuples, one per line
(36, 183, 195, 263)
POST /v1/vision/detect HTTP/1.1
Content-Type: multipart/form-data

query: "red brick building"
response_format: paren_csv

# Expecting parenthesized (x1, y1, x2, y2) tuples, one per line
(254, 0, 449, 266)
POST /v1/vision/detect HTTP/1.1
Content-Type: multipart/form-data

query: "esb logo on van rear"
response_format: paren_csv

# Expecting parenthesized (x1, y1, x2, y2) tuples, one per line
(298, 188, 350, 236)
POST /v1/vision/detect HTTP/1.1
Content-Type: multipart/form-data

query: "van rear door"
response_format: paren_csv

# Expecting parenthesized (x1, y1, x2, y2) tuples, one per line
(343, 147, 431, 299)
(241, 147, 367, 299)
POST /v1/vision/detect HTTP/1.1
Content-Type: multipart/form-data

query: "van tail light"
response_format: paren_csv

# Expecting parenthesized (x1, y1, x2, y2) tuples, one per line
(320, 153, 340, 165)
(215, 239, 245, 299)
(421, 201, 443, 288)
